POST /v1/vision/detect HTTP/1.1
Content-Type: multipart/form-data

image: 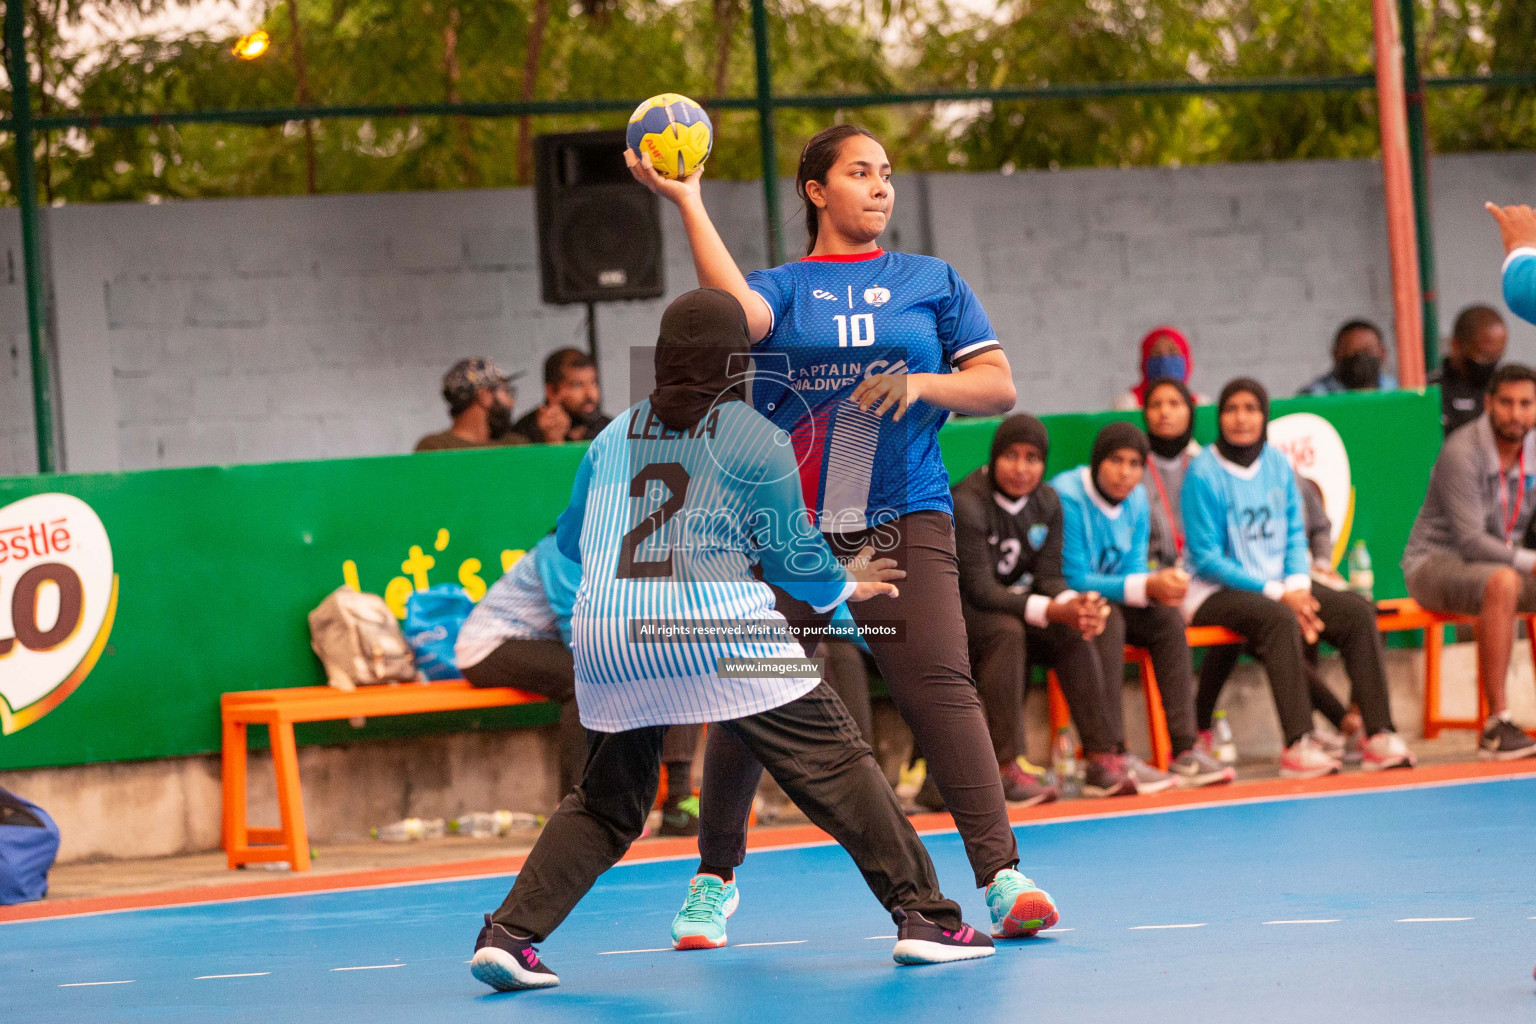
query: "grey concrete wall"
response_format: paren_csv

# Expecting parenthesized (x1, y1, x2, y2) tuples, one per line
(2, 150, 1535, 477)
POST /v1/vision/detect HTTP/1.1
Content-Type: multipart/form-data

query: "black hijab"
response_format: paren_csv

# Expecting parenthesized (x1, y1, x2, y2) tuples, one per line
(1215, 377, 1269, 469)
(988, 413, 1050, 491)
(649, 289, 751, 431)
(1142, 377, 1196, 461)
(1089, 421, 1150, 506)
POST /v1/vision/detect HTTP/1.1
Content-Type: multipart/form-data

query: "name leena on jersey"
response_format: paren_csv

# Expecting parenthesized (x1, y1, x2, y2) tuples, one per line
(626, 406, 722, 441)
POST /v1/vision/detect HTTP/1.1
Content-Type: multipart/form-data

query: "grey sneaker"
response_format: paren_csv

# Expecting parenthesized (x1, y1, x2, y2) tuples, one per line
(1082, 756, 1137, 798)
(1479, 714, 1536, 761)
(1121, 753, 1177, 795)
(1169, 748, 1236, 788)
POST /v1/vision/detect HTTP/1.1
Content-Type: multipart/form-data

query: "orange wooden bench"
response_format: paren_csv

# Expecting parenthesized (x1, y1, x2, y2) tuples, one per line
(222, 680, 549, 872)
(1046, 597, 1536, 766)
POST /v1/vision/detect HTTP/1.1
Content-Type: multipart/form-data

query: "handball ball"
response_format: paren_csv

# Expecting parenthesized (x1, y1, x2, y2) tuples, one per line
(627, 93, 713, 180)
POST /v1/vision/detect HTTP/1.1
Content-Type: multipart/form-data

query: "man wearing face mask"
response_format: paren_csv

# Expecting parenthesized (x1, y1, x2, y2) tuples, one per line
(1428, 305, 1508, 437)
(1298, 320, 1399, 396)
(414, 358, 526, 451)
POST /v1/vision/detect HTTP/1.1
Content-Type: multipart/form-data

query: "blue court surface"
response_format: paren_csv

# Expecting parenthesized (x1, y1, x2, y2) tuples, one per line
(6, 776, 1535, 1023)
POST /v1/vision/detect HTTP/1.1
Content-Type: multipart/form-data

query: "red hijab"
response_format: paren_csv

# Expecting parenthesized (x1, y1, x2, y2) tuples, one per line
(1131, 326, 1193, 407)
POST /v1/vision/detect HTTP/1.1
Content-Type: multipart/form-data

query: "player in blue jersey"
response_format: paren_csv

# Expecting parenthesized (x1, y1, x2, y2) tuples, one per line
(629, 125, 1059, 948)
(1488, 203, 1536, 325)
(469, 290, 995, 993)
(1053, 421, 1234, 789)
(1181, 379, 1415, 779)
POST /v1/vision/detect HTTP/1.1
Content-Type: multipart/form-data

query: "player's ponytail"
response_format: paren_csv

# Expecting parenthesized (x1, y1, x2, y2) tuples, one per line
(796, 124, 878, 257)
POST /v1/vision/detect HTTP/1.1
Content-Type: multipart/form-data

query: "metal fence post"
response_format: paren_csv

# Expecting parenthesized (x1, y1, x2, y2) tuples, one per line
(5, 0, 56, 472)
(1399, 0, 1439, 371)
(750, 0, 782, 267)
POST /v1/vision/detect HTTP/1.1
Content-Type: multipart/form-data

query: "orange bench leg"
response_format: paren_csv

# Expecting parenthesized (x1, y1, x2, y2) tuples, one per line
(222, 717, 248, 869)
(1046, 671, 1072, 749)
(268, 719, 312, 872)
(1133, 651, 1173, 771)
(1422, 623, 1444, 740)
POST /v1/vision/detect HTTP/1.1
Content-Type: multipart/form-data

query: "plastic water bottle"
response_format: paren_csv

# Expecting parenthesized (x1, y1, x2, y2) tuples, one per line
(450, 812, 498, 839)
(1212, 710, 1238, 765)
(1347, 540, 1374, 601)
(1052, 727, 1081, 799)
(372, 817, 424, 842)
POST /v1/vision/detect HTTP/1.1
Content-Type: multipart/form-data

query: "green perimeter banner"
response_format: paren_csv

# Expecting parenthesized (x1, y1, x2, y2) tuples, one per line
(0, 389, 1439, 771)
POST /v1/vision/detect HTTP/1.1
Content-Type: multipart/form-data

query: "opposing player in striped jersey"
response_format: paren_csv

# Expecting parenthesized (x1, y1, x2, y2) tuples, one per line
(631, 124, 1059, 950)
(455, 533, 704, 831)
(470, 290, 994, 993)
(1181, 379, 1415, 778)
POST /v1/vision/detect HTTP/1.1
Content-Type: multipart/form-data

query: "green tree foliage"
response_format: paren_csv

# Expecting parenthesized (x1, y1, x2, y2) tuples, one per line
(3, 0, 1535, 202)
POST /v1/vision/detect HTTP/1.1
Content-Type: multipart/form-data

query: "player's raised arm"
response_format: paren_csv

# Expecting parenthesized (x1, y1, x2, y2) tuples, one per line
(626, 151, 774, 343)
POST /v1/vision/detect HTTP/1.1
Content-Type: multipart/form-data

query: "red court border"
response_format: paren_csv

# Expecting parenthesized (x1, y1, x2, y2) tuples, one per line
(5, 758, 1533, 925)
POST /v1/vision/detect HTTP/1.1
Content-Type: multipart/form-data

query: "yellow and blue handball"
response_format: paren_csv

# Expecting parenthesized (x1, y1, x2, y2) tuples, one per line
(627, 93, 713, 180)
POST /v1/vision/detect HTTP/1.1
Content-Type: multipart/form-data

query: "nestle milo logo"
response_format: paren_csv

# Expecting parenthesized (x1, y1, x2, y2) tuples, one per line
(0, 493, 119, 734)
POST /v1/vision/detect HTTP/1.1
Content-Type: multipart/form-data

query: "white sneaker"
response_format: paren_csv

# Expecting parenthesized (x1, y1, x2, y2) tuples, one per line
(1279, 734, 1342, 779)
(1360, 731, 1416, 771)
(1121, 753, 1177, 795)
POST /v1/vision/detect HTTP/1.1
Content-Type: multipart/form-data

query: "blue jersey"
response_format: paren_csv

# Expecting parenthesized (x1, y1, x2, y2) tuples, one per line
(1051, 466, 1152, 607)
(556, 398, 854, 731)
(1504, 248, 1536, 326)
(1181, 445, 1310, 613)
(746, 250, 1000, 531)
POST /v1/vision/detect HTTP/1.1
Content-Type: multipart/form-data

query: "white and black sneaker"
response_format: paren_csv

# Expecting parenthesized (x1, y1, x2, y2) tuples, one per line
(891, 909, 996, 965)
(470, 915, 560, 991)
(1479, 714, 1536, 762)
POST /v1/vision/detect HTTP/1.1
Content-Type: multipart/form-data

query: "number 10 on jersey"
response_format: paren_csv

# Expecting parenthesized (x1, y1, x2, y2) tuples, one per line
(834, 314, 875, 348)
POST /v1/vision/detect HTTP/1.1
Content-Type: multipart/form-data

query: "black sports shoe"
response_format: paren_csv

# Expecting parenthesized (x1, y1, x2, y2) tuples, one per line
(891, 909, 996, 965)
(659, 795, 700, 837)
(1479, 715, 1536, 762)
(470, 915, 560, 991)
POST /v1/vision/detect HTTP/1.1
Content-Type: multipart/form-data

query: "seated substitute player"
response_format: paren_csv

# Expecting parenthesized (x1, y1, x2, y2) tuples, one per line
(951, 413, 1130, 802)
(1182, 379, 1416, 777)
(1053, 421, 1235, 788)
(1142, 378, 1366, 760)
(1402, 364, 1536, 760)
(455, 533, 704, 831)
(469, 289, 995, 993)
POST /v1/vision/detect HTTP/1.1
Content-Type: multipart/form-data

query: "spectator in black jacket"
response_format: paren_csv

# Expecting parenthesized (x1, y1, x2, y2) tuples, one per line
(1427, 305, 1507, 437)
(511, 349, 612, 443)
(952, 414, 1135, 800)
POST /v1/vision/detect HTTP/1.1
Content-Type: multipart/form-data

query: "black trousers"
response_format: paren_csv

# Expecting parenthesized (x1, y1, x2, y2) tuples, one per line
(1097, 603, 1199, 756)
(1197, 645, 1351, 730)
(490, 682, 963, 941)
(819, 638, 875, 743)
(1192, 584, 1395, 746)
(699, 512, 1018, 889)
(464, 638, 699, 798)
(962, 604, 1118, 759)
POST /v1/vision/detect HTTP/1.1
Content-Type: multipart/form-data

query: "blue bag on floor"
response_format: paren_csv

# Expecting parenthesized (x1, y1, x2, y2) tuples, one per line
(0, 787, 60, 905)
(403, 585, 475, 680)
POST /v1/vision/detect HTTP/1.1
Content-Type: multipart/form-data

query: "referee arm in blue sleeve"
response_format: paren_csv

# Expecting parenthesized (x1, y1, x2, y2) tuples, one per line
(554, 450, 594, 565)
(1487, 203, 1536, 325)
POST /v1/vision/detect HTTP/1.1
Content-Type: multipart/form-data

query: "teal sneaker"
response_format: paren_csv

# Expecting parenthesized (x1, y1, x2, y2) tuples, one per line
(670, 873, 740, 950)
(984, 868, 1059, 938)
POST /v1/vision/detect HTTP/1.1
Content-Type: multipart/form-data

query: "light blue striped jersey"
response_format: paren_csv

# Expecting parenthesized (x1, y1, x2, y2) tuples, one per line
(454, 534, 582, 670)
(556, 398, 855, 731)
(1504, 248, 1536, 326)
(1181, 444, 1310, 614)
(1051, 466, 1152, 606)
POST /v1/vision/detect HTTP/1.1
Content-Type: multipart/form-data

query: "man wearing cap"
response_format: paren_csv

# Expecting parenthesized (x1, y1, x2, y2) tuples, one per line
(415, 358, 527, 452)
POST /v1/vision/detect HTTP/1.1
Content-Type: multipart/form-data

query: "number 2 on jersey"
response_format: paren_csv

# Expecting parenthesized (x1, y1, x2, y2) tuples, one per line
(834, 313, 875, 348)
(617, 463, 690, 579)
